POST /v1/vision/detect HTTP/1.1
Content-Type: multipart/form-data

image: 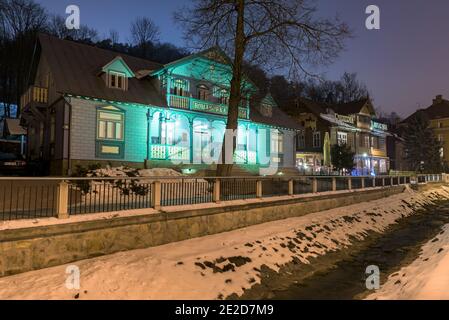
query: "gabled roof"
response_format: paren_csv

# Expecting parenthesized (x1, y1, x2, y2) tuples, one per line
(4, 118, 26, 136)
(101, 56, 135, 77)
(38, 33, 167, 107)
(333, 98, 374, 116)
(403, 96, 449, 123)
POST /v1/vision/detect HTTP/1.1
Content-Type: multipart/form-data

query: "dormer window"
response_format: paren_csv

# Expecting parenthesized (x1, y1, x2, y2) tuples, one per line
(108, 71, 126, 90)
(197, 84, 210, 101)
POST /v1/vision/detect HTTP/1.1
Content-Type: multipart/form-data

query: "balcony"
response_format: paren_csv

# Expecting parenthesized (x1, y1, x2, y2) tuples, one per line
(151, 144, 190, 161)
(20, 86, 48, 111)
(168, 94, 248, 119)
(371, 148, 387, 157)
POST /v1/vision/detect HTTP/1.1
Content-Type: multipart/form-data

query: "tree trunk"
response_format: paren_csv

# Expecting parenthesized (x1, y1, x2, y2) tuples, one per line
(216, 0, 246, 177)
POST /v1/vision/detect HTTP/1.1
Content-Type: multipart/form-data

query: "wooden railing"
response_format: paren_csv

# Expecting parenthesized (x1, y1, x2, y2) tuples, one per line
(20, 86, 48, 110)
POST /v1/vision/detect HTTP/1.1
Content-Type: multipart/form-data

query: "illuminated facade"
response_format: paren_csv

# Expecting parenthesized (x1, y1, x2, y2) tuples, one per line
(292, 98, 390, 175)
(21, 34, 301, 175)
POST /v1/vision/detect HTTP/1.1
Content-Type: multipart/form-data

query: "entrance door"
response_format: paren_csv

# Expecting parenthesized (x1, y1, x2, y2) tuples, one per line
(193, 129, 211, 164)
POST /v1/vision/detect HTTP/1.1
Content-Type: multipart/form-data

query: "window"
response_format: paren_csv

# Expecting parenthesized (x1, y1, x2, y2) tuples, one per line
(271, 131, 284, 154)
(297, 133, 305, 149)
(108, 71, 126, 90)
(439, 122, 444, 128)
(337, 132, 348, 146)
(364, 135, 370, 148)
(172, 78, 189, 96)
(197, 84, 210, 101)
(97, 109, 124, 141)
(313, 132, 321, 148)
(50, 114, 56, 144)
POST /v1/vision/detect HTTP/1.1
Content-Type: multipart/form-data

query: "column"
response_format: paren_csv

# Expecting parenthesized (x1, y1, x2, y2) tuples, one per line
(189, 118, 194, 164)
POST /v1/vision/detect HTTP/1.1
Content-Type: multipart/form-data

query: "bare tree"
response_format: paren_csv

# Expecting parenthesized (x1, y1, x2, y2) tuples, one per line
(109, 29, 119, 46)
(175, 0, 349, 176)
(0, 0, 47, 39)
(0, 0, 47, 117)
(130, 17, 160, 57)
(47, 14, 98, 42)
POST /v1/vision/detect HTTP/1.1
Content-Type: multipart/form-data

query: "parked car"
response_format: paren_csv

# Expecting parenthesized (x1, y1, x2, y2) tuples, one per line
(0, 152, 26, 175)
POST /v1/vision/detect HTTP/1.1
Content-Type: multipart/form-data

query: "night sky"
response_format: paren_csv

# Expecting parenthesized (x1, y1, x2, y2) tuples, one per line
(37, 0, 449, 117)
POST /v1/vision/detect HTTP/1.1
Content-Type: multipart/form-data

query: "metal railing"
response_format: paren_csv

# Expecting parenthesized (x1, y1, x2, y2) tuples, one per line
(0, 174, 442, 221)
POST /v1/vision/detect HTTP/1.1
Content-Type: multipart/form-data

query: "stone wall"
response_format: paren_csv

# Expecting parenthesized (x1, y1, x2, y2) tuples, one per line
(0, 186, 405, 277)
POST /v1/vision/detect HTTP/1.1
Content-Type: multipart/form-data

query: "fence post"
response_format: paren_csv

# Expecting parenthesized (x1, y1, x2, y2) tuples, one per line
(332, 177, 337, 192)
(256, 180, 263, 198)
(382, 177, 385, 187)
(288, 179, 294, 196)
(361, 177, 365, 189)
(372, 177, 376, 188)
(312, 178, 318, 193)
(56, 181, 69, 219)
(348, 177, 352, 190)
(213, 179, 221, 203)
(153, 181, 161, 210)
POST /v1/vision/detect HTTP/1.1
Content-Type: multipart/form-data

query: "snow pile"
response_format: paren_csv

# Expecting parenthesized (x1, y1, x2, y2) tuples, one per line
(72, 166, 210, 204)
(367, 221, 449, 300)
(0, 186, 448, 300)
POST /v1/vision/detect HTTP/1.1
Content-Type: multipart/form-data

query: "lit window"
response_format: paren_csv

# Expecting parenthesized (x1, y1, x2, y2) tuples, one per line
(108, 71, 126, 90)
(313, 132, 321, 148)
(337, 132, 348, 146)
(271, 131, 284, 154)
(172, 78, 189, 96)
(97, 110, 124, 141)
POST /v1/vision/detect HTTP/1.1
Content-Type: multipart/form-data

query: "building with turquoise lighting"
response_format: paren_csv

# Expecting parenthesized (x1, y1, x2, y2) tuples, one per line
(20, 34, 302, 176)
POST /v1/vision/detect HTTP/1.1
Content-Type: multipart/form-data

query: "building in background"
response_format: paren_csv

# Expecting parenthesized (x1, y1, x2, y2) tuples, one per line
(20, 34, 301, 176)
(402, 95, 449, 168)
(0, 118, 26, 157)
(290, 98, 390, 175)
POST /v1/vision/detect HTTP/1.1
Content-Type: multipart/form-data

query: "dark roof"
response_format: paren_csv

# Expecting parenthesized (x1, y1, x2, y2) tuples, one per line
(294, 98, 329, 117)
(333, 98, 371, 115)
(38, 33, 167, 107)
(402, 97, 449, 123)
(249, 105, 302, 130)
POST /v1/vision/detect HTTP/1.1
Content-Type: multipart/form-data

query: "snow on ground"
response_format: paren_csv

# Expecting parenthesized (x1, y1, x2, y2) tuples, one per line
(0, 186, 448, 300)
(367, 224, 449, 300)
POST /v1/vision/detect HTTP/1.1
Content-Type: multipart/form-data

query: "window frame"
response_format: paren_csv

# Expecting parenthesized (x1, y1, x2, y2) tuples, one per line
(337, 131, 348, 146)
(108, 71, 127, 90)
(96, 107, 125, 142)
(313, 131, 321, 148)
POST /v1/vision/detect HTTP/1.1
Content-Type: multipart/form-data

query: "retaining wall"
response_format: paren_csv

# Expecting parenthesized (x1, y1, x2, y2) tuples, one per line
(0, 186, 405, 277)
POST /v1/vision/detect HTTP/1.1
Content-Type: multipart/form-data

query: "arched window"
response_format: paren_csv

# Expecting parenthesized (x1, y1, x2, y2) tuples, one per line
(197, 84, 210, 101)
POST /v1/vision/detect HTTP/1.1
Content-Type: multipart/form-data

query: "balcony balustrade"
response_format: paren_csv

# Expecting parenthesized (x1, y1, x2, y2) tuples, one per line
(20, 86, 48, 111)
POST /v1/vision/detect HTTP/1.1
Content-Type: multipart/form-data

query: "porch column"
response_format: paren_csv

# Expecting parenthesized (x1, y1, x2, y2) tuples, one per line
(246, 124, 250, 164)
(189, 118, 194, 164)
(146, 111, 153, 161)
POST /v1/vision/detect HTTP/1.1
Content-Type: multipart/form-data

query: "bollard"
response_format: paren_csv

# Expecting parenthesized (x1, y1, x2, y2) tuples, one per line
(312, 178, 318, 193)
(348, 177, 352, 190)
(332, 177, 337, 192)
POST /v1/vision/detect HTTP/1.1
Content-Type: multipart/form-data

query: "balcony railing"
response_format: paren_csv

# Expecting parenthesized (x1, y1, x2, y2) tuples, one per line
(20, 86, 48, 111)
(150, 144, 190, 161)
(168, 94, 249, 119)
